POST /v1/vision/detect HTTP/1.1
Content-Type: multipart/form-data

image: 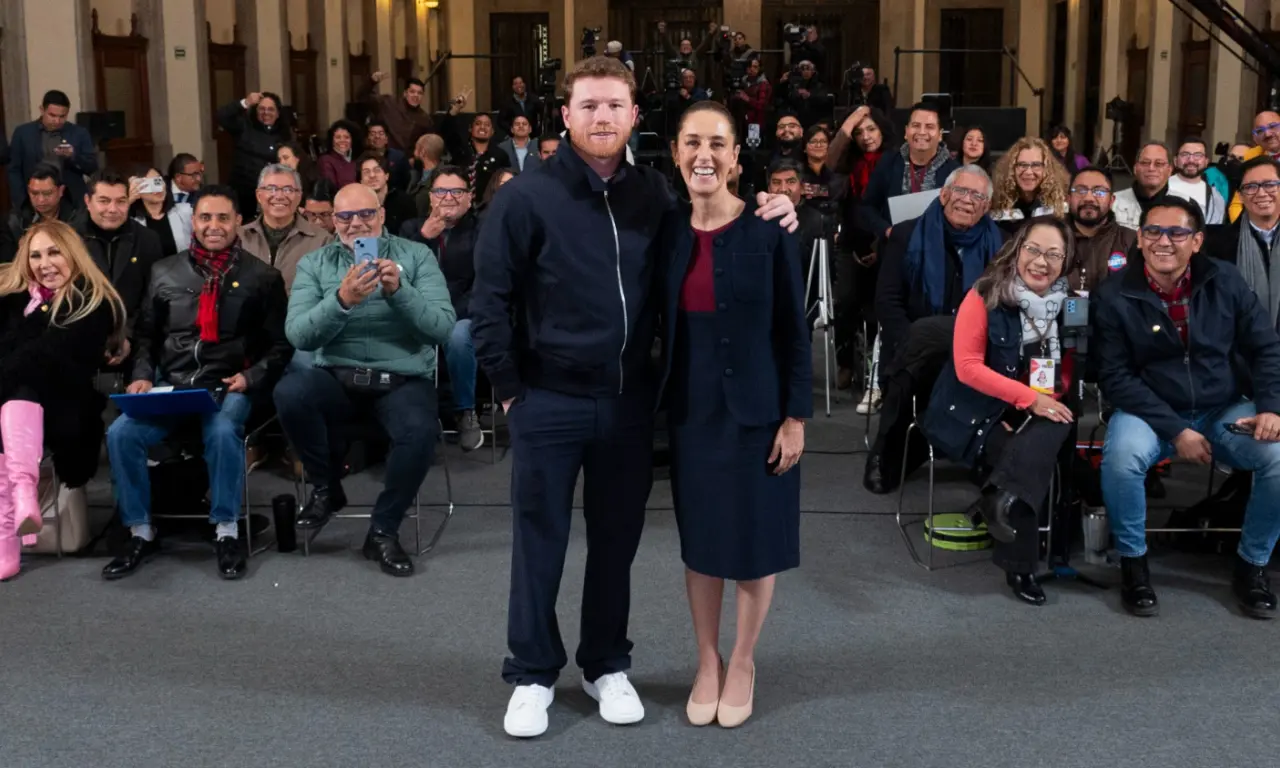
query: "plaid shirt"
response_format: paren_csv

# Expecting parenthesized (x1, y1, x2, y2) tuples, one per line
(1145, 264, 1192, 346)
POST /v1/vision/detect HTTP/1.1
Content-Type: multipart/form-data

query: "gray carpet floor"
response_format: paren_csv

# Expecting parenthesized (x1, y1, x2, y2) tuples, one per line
(3, 387, 1277, 768)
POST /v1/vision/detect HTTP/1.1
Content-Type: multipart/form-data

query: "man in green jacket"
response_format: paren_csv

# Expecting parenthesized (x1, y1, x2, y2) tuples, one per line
(274, 183, 456, 576)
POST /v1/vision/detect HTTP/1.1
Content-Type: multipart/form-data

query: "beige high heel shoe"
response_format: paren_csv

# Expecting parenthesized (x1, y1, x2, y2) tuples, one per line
(716, 664, 755, 728)
(685, 658, 723, 726)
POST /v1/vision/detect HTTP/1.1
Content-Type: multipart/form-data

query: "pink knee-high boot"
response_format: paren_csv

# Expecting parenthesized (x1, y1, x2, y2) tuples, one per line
(0, 400, 44, 543)
(0, 454, 19, 581)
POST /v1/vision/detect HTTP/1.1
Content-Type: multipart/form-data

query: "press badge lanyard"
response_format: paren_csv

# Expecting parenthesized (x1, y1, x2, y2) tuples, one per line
(1021, 310, 1056, 396)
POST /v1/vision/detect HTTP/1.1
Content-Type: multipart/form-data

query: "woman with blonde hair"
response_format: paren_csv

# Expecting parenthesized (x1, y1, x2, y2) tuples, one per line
(0, 220, 126, 580)
(989, 137, 1070, 232)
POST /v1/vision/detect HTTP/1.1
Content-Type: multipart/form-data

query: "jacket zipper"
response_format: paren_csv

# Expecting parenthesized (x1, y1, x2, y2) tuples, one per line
(603, 190, 627, 395)
(1184, 299, 1195, 415)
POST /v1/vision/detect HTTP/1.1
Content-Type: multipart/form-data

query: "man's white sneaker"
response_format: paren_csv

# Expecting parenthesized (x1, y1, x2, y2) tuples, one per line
(582, 672, 645, 725)
(504, 684, 554, 738)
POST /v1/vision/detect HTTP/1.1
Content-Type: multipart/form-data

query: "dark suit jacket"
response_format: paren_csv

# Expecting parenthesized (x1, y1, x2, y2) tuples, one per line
(9, 120, 99, 208)
(658, 206, 813, 426)
(497, 94, 542, 137)
(497, 138, 542, 174)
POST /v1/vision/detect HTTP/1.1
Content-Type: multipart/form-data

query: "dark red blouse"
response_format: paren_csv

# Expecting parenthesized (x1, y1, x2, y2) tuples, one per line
(679, 222, 733, 312)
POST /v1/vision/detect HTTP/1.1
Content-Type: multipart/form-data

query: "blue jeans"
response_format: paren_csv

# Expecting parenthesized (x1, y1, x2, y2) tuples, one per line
(443, 317, 476, 412)
(1101, 401, 1280, 566)
(107, 393, 252, 526)
(286, 349, 315, 375)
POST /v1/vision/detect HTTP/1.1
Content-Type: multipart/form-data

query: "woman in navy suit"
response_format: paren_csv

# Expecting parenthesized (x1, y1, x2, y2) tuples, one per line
(662, 101, 812, 728)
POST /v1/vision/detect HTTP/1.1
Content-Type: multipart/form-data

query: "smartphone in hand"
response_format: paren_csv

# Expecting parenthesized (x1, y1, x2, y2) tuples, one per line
(353, 236, 379, 272)
(1225, 422, 1255, 437)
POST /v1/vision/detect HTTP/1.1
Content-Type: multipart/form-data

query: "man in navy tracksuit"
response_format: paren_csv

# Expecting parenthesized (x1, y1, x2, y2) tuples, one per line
(471, 55, 795, 739)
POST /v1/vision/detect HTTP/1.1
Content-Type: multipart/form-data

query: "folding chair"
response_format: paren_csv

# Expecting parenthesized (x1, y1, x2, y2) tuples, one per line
(294, 417, 455, 556)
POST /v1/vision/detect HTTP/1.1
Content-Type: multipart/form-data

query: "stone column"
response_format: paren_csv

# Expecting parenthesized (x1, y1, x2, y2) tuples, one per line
(372, 0, 395, 81)
(444, 0, 476, 98)
(1146, 0, 1176, 144)
(2, 0, 95, 122)
(1064, 0, 1088, 137)
(722, 0, 761, 59)
(1207, 4, 1245, 146)
(308, 0, 348, 129)
(237, 0, 291, 98)
(1096, 0, 1125, 151)
(1017, 0, 1050, 138)
(133, 0, 214, 172)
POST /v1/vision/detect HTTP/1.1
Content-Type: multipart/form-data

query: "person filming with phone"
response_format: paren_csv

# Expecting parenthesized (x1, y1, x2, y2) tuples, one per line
(7, 90, 98, 211)
(273, 183, 455, 578)
(1095, 195, 1280, 620)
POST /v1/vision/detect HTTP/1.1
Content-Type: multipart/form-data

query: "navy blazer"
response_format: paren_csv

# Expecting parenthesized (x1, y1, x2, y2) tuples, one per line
(658, 207, 813, 426)
(7, 120, 98, 209)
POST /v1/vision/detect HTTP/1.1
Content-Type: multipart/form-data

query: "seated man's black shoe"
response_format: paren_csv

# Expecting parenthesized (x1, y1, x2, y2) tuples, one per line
(296, 485, 347, 530)
(1232, 555, 1276, 619)
(216, 536, 247, 580)
(1006, 572, 1046, 606)
(863, 454, 892, 495)
(362, 529, 414, 577)
(102, 536, 160, 580)
(963, 497, 985, 529)
(1120, 555, 1159, 617)
(979, 490, 1019, 544)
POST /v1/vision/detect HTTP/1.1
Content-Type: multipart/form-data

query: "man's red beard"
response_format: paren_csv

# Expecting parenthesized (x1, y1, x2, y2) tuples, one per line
(571, 123, 629, 160)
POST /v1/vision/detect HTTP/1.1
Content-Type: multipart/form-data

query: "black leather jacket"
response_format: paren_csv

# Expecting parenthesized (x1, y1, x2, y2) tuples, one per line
(131, 249, 292, 391)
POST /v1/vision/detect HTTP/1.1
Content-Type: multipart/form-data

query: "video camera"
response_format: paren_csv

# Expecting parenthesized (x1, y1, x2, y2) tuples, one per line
(537, 58, 562, 97)
(783, 23, 806, 47)
(844, 61, 869, 103)
(723, 58, 750, 95)
(582, 27, 601, 57)
(665, 59, 684, 92)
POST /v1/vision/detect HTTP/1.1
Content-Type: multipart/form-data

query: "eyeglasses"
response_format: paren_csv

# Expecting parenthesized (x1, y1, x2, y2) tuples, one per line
(333, 208, 380, 223)
(1022, 243, 1066, 264)
(1240, 179, 1280, 196)
(1136, 160, 1170, 169)
(259, 185, 299, 196)
(1069, 186, 1111, 198)
(431, 188, 469, 199)
(1253, 122, 1280, 136)
(301, 210, 333, 221)
(1140, 225, 1195, 243)
(1176, 151, 1206, 160)
(1014, 161, 1045, 171)
(807, 140, 828, 147)
(947, 186, 990, 203)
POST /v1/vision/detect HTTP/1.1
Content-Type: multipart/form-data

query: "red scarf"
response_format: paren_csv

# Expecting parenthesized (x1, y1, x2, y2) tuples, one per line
(188, 241, 239, 342)
(849, 151, 882, 200)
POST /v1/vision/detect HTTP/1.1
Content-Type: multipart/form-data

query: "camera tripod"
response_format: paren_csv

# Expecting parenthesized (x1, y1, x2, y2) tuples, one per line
(804, 235, 839, 417)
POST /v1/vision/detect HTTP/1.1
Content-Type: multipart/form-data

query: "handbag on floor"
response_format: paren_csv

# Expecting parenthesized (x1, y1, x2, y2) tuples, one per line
(22, 466, 90, 554)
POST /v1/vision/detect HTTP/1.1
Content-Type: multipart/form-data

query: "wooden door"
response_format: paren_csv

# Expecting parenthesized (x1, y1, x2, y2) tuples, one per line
(489, 13, 550, 115)
(1178, 39, 1210, 139)
(763, 2, 881, 105)
(608, 1, 721, 99)
(938, 9, 1005, 108)
(208, 26, 246, 185)
(1083, 0, 1103, 158)
(348, 45, 372, 123)
(1255, 29, 1280, 111)
(290, 40, 320, 145)
(395, 57, 413, 95)
(1050, 0, 1068, 127)
(1124, 45, 1149, 164)
(92, 13, 153, 168)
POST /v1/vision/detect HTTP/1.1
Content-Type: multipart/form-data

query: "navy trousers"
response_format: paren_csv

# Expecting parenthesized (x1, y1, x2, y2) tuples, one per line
(502, 386, 655, 687)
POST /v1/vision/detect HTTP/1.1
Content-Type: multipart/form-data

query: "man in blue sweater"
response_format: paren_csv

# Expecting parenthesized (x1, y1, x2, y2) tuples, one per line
(472, 55, 796, 739)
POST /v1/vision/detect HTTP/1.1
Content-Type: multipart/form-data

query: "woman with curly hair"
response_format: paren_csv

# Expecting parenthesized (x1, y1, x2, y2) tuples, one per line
(989, 137, 1069, 232)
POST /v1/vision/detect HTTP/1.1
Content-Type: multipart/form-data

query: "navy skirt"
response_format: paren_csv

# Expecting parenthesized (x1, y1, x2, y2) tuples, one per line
(668, 311, 800, 581)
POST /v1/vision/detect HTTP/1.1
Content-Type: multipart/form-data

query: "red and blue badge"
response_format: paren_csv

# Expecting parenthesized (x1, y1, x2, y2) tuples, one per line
(1107, 251, 1127, 271)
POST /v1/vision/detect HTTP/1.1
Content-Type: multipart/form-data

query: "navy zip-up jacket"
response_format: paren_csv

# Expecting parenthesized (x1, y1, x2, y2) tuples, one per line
(470, 140, 675, 401)
(1093, 253, 1280, 441)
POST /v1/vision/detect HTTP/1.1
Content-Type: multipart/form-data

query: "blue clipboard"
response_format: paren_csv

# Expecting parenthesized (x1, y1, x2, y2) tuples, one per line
(110, 387, 222, 418)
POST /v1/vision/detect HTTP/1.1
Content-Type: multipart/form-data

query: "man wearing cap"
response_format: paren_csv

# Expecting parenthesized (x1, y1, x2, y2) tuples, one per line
(605, 41, 635, 72)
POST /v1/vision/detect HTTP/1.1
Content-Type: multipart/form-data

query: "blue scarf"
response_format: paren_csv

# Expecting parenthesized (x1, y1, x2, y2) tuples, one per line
(904, 199, 1004, 313)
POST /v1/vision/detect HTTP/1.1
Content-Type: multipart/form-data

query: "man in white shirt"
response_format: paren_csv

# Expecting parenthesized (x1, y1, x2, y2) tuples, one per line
(167, 153, 203, 206)
(1113, 142, 1172, 230)
(1167, 137, 1225, 224)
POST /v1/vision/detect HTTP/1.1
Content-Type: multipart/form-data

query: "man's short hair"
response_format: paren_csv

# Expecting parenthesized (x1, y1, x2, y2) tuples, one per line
(256, 163, 302, 189)
(563, 55, 637, 103)
(191, 184, 240, 215)
(537, 135, 560, 153)
(1070, 165, 1114, 188)
(767, 157, 804, 180)
(86, 168, 130, 197)
(41, 90, 70, 109)
(28, 163, 63, 187)
(306, 179, 336, 204)
(1240, 155, 1280, 180)
(1176, 136, 1208, 154)
(908, 101, 942, 125)
(167, 152, 199, 179)
(1139, 194, 1205, 232)
(367, 118, 390, 134)
(406, 78, 425, 91)
(428, 165, 470, 191)
(943, 164, 993, 197)
(356, 150, 390, 174)
(1138, 141, 1173, 164)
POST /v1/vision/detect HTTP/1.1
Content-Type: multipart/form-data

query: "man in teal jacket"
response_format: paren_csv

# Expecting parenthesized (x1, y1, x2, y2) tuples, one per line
(274, 183, 456, 576)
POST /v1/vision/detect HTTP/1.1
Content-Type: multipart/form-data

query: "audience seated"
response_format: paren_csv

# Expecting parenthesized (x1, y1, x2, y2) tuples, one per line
(988, 137, 1069, 231)
(1065, 166, 1136, 293)
(498, 115, 540, 174)
(1202, 156, 1280, 333)
(9, 164, 84, 246)
(1095, 195, 1280, 619)
(364, 119, 411, 191)
(0, 221, 126, 580)
(317, 120, 364, 190)
(166, 152, 203, 205)
(1113, 142, 1172, 230)
(863, 165, 1006, 494)
(923, 218, 1079, 606)
(400, 165, 484, 451)
(239, 163, 334, 291)
(1227, 110, 1280, 223)
(103, 186, 291, 582)
(766, 157, 824, 289)
(127, 166, 193, 256)
(273, 183, 455, 577)
(301, 180, 337, 234)
(358, 151, 418, 238)
(857, 102, 959, 244)
(216, 91, 292, 217)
